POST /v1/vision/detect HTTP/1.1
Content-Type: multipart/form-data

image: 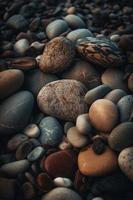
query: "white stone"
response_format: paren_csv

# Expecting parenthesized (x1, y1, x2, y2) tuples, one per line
(54, 177, 72, 187)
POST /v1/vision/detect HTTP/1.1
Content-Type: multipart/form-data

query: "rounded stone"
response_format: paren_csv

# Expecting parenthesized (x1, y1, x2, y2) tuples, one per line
(66, 7, 76, 14)
(21, 182, 35, 200)
(101, 69, 127, 91)
(53, 177, 72, 187)
(37, 80, 88, 121)
(0, 160, 30, 177)
(7, 134, 28, 151)
(36, 173, 54, 192)
(61, 59, 101, 89)
(110, 34, 120, 42)
(76, 114, 92, 135)
(39, 117, 63, 147)
(89, 99, 119, 133)
(0, 91, 34, 135)
(64, 14, 85, 29)
(7, 14, 28, 30)
(108, 122, 133, 152)
(24, 124, 40, 138)
(46, 19, 69, 39)
(128, 73, 133, 92)
(118, 147, 133, 182)
(67, 127, 89, 148)
(85, 84, 111, 105)
(78, 146, 118, 176)
(14, 39, 30, 55)
(0, 69, 24, 100)
(66, 29, 93, 42)
(27, 146, 45, 162)
(64, 122, 74, 134)
(92, 198, 104, 200)
(118, 34, 133, 51)
(39, 37, 75, 73)
(76, 37, 125, 68)
(41, 187, 82, 200)
(44, 150, 77, 178)
(104, 89, 126, 104)
(117, 95, 133, 122)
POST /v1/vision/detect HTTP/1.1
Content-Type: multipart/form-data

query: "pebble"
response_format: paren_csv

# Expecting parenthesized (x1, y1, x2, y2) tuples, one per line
(44, 150, 77, 178)
(104, 89, 126, 104)
(14, 39, 30, 55)
(108, 122, 133, 152)
(41, 187, 82, 200)
(110, 34, 120, 42)
(0, 91, 34, 135)
(64, 122, 74, 134)
(46, 19, 69, 39)
(21, 182, 35, 200)
(39, 37, 75, 73)
(24, 124, 40, 138)
(30, 41, 44, 51)
(0, 69, 24, 100)
(37, 80, 88, 121)
(118, 147, 133, 182)
(66, 29, 93, 42)
(85, 84, 111, 105)
(118, 34, 133, 51)
(7, 134, 28, 151)
(67, 127, 89, 148)
(36, 173, 54, 192)
(64, 14, 85, 29)
(39, 117, 63, 146)
(89, 99, 119, 133)
(78, 146, 118, 176)
(76, 37, 125, 68)
(54, 177, 72, 187)
(128, 73, 133, 92)
(62, 59, 101, 89)
(66, 7, 76, 14)
(76, 114, 92, 135)
(27, 146, 45, 162)
(0, 159, 30, 177)
(92, 198, 104, 200)
(7, 14, 28, 30)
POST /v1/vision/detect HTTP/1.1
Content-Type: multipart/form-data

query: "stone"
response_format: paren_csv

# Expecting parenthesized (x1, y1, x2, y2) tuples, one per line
(61, 59, 101, 89)
(110, 34, 120, 42)
(27, 146, 45, 162)
(21, 182, 35, 200)
(0, 160, 30, 177)
(46, 19, 69, 39)
(67, 127, 89, 148)
(37, 80, 88, 121)
(41, 187, 82, 200)
(89, 99, 119, 133)
(64, 14, 85, 29)
(24, 124, 40, 138)
(0, 69, 24, 100)
(128, 73, 133, 92)
(118, 34, 133, 51)
(76, 114, 92, 135)
(64, 122, 74, 134)
(67, 29, 93, 42)
(44, 150, 77, 178)
(0, 91, 34, 135)
(39, 37, 75, 73)
(92, 198, 104, 200)
(53, 177, 72, 187)
(14, 39, 30, 55)
(118, 147, 133, 182)
(78, 146, 118, 176)
(108, 122, 133, 152)
(104, 89, 126, 104)
(66, 7, 76, 14)
(76, 37, 125, 68)
(7, 14, 28, 30)
(39, 117, 63, 147)
(7, 134, 28, 151)
(36, 173, 54, 192)
(85, 84, 111, 105)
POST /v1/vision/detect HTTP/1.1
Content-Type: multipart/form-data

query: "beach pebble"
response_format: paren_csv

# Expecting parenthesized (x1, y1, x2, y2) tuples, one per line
(89, 99, 119, 133)
(24, 124, 40, 138)
(104, 89, 126, 104)
(67, 127, 89, 148)
(37, 80, 88, 121)
(78, 146, 118, 176)
(67, 29, 93, 42)
(0, 91, 34, 135)
(66, 7, 76, 14)
(36, 173, 54, 192)
(21, 182, 35, 200)
(39, 37, 75, 73)
(0, 69, 24, 100)
(76, 37, 125, 68)
(54, 177, 72, 187)
(110, 34, 120, 42)
(92, 198, 104, 200)
(44, 150, 77, 178)
(76, 114, 92, 135)
(46, 19, 69, 39)
(14, 39, 30, 55)
(64, 14, 85, 29)
(64, 122, 74, 134)
(118, 34, 133, 51)
(109, 122, 133, 151)
(27, 146, 45, 162)
(118, 147, 133, 182)
(9, 57, 37, 70)
(7, 14, 28, 30)
(7, 134, 28, 151)
(128, 73, 133, 92)
(39, 117, 63, 147)
(41, 187, 82, 200)
(0, 160, 30, 177)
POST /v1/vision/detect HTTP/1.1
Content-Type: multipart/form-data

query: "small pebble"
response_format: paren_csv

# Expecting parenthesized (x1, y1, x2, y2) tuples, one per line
(27, 146, 45, 162)
(67, 29, 93, 42)
(7, 134, 28, 151)
(54, 177, 72, 187)
(64, 14, 85, 29)
(21, 182, 35, 200)
(14, 39, 30, 55)
(76, 114, 92, 135)
(110, 34, 120, 42)
(24, 124, 40, 138)
(7, 14, 28, 30)
(36, 173, 54, 192)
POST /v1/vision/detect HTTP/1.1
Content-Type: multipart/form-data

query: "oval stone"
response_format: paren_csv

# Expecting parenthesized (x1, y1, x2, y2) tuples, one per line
(76, 114, 92, 135)
(37, 80, 88, 121)
(0, 91, 34, 135)
(67, 29, 93, 42)
(7, 134, 28, 151)
(76, 37, 125, 68)
(104, 89, 126, 104)
(0, 69, 24, 100)
(64, 14, 85, 29)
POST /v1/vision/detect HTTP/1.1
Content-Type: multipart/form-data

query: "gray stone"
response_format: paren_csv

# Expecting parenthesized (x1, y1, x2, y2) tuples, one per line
(7, 134, 28, 151)
(27, 146, 45, 162)
(7, 14, 28, 30)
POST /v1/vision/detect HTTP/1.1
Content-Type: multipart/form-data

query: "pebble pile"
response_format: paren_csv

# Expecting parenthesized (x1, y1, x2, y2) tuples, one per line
(0, 0, 133, 200)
